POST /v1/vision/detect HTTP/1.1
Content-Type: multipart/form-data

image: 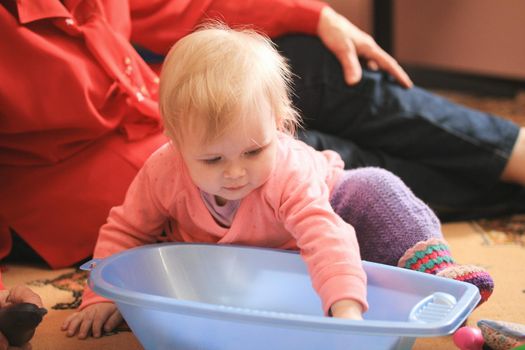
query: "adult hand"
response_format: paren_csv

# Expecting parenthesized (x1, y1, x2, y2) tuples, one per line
(0, 332, 31, 350)
(317, 6, 413, 88)
(0, 286, 43, 308)
(0, 333, 32, 350)
(61, 303, 122, 339)
(0, 285, 43, 350)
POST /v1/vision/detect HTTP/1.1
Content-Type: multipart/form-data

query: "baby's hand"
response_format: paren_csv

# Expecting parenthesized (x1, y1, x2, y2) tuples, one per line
(330, 299, 363, 320)
(61, 303, 122, 339)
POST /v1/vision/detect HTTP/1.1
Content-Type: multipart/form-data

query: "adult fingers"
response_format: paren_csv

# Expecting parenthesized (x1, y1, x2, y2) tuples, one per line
(317, 7, 363, 85)
(367, 60, 379, 71)
(7, 286, 43, 307)
(336, 40, 363, 85)
(360, 44, 413, 88)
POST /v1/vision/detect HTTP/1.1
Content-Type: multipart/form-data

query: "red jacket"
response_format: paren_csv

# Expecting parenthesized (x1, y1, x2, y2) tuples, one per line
(0, 0, 325, 268)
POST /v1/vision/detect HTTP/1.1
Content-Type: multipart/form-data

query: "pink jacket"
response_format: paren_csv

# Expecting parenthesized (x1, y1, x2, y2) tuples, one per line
(82, 135, 368, 314)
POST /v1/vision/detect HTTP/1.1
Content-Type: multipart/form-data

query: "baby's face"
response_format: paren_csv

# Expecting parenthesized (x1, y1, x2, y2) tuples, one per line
(179, 101, 278, 203)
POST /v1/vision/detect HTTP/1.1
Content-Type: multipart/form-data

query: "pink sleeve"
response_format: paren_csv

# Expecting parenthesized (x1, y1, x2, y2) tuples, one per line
(93, 158, 169, 259)
(282, 185, 368, 314)
(81, 151, 173, 307)
(79, 285, 113, 310)
(273, 152, 368, 314)
(129, 0, 327, 54)
(0, 271, 4, 290)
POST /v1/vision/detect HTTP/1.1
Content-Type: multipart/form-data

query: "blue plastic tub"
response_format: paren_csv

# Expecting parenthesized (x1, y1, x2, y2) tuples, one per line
(83, 243, 480, 350)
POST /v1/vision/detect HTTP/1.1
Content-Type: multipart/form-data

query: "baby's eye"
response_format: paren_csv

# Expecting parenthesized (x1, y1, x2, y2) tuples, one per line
(202, 157, 221, 164)
(245, 148, 263, 157)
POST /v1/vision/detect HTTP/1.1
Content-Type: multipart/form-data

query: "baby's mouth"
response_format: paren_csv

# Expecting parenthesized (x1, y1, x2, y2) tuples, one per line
(223, 184, 246, 191)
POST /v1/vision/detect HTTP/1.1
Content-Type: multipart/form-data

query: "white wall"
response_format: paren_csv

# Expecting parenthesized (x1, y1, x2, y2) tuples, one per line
(394, 0, 525, 80)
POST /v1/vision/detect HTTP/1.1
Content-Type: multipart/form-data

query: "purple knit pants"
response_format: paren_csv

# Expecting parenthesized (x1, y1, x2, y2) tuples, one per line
(330, 167, 442, 266)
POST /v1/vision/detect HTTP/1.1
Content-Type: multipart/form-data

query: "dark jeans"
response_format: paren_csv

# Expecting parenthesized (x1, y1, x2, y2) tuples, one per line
(275, 35, 525, 221)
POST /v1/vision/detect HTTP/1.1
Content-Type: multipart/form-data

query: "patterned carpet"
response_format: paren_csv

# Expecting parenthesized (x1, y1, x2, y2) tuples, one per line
(434, 89, 525, 126)
(476, 215, 525, 247)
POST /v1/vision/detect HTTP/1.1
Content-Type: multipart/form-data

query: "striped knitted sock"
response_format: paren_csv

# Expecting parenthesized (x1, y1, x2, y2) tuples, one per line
(398, 238, 494, 305)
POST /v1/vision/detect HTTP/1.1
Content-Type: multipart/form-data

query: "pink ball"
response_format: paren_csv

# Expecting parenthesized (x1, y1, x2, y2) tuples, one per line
(453, 326, 484, 350)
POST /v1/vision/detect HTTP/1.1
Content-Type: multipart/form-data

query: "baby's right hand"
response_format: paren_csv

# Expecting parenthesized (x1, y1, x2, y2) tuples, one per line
(61, 303, 122, 339)
(330, 299, 364, 320)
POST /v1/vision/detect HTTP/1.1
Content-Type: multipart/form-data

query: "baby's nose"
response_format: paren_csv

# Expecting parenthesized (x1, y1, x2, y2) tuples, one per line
(224, 164, 246, 178)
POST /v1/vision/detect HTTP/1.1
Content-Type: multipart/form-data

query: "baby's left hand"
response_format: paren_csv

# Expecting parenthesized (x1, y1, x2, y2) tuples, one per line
(330, 299, 363, 320)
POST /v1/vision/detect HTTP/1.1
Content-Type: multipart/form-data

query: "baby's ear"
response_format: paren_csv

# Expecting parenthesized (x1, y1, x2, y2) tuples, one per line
(477, 319, 525, 350)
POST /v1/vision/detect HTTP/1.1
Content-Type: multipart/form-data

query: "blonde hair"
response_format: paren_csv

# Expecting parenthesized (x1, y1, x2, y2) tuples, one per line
(159, 23, 300, 146)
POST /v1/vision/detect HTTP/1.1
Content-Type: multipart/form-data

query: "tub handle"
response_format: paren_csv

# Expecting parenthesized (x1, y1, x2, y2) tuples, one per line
(408, 292, 457, 323)
(79, 259, 102, 272)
